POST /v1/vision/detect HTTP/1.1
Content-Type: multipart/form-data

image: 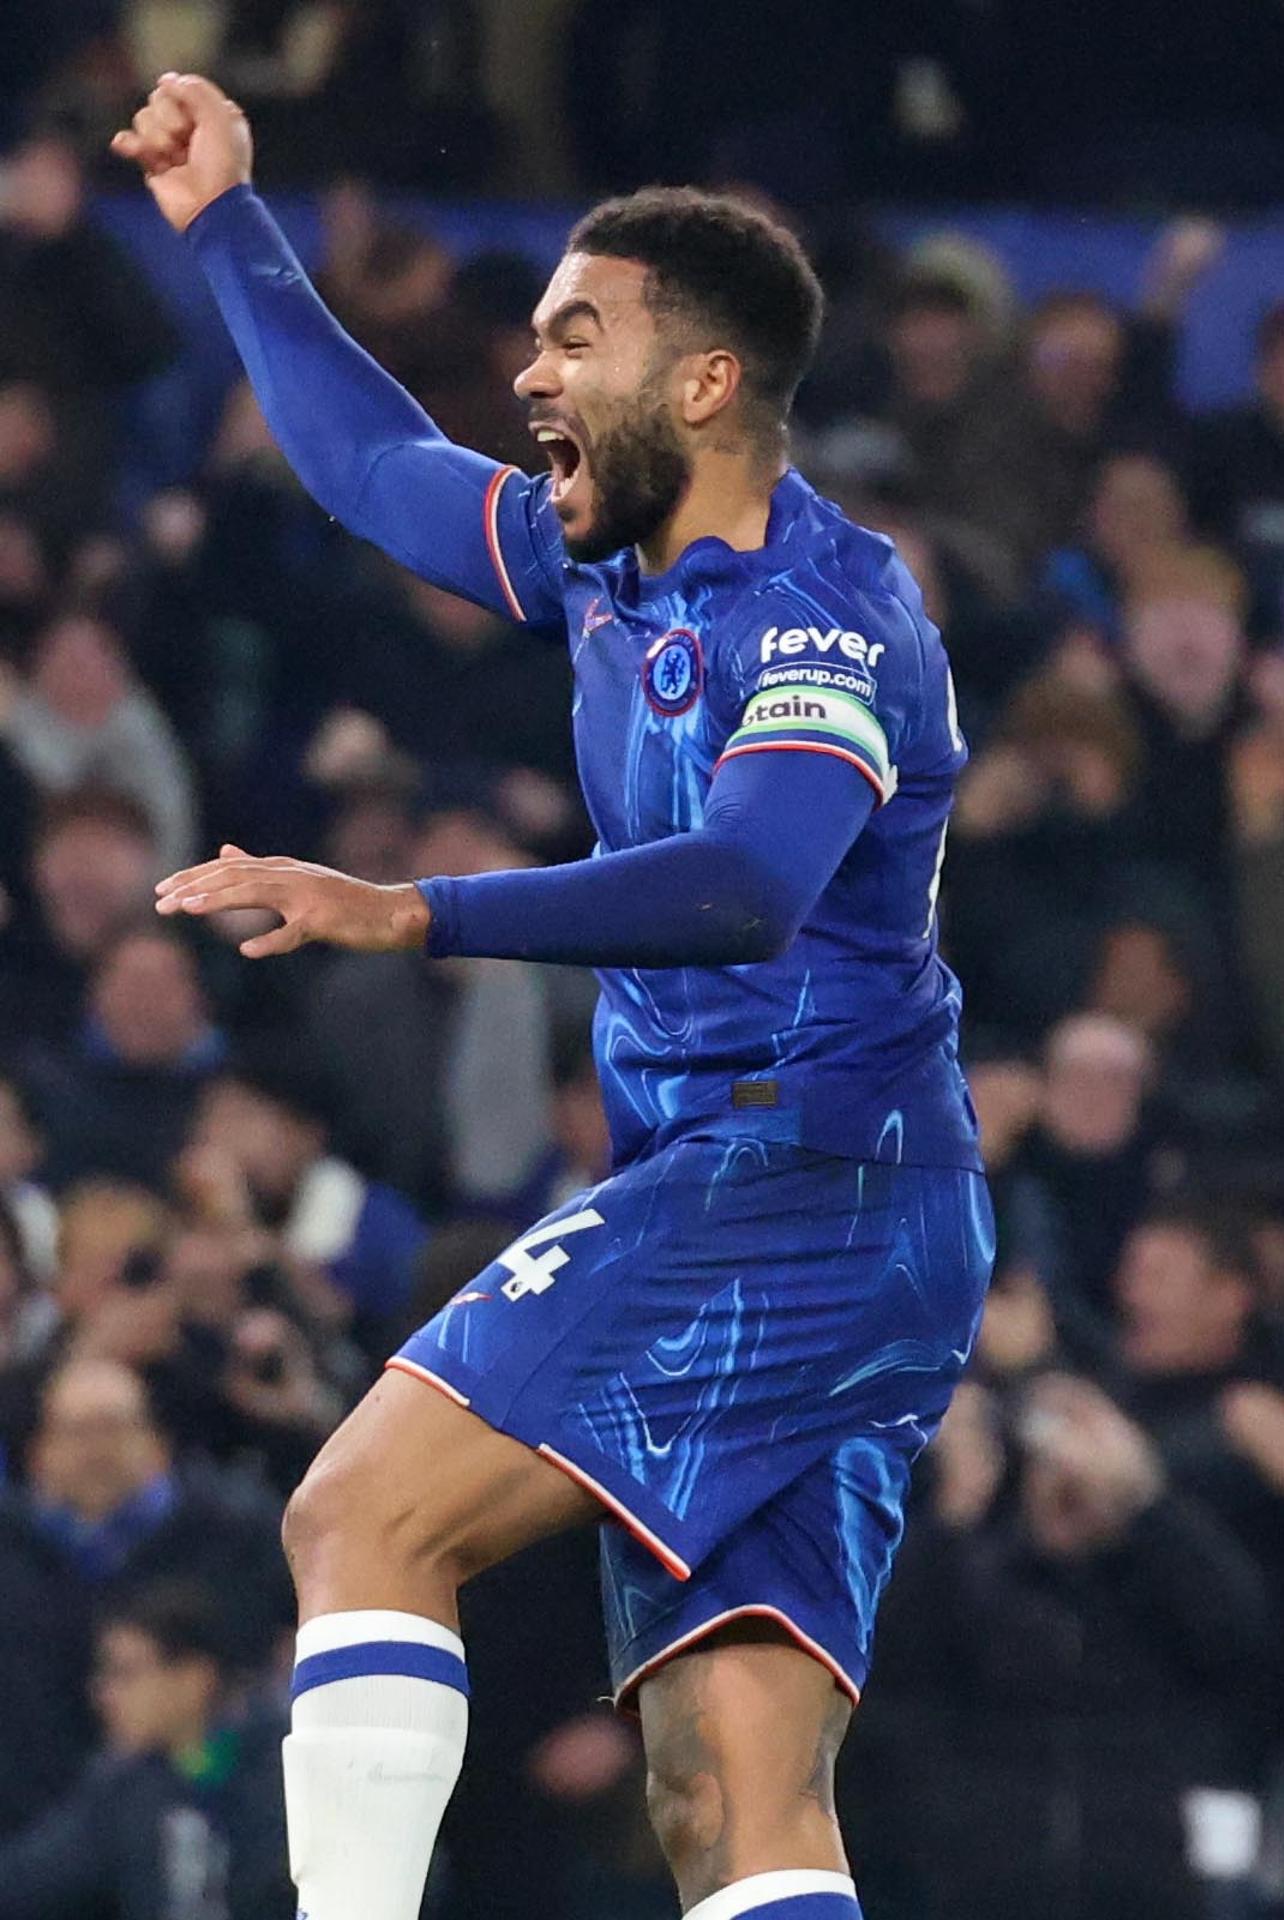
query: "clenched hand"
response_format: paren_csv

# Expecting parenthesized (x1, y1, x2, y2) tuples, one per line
(156, 845, 430, 957)
(111, 73, 253, 233)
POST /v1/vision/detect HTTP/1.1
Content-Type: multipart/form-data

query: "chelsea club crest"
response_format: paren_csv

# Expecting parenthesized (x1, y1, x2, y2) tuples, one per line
(642, 628, 703, 716)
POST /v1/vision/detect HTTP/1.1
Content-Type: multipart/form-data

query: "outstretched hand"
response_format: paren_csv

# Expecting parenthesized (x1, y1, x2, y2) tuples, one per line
(111, 73, 253, 233)
(156, 844, 430, 957)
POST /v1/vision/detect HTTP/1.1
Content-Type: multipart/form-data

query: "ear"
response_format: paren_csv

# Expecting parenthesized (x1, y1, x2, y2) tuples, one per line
(679, 349, 742, 427)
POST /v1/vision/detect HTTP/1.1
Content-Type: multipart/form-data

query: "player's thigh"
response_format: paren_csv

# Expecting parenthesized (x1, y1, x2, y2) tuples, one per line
(284, 1367, 598, 1593)
(638, 1623, 851, 1908)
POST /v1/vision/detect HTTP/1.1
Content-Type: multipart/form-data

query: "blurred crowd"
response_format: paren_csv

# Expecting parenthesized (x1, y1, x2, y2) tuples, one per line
(8, 0, 1284, 205)
(2, 17, 1284, 1920)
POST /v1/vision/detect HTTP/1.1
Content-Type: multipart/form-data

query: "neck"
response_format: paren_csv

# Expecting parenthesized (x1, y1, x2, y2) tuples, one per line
(637, 444, 787, 574)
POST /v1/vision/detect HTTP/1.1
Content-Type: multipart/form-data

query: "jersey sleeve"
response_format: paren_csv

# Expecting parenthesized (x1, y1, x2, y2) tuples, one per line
(711, 584, 927, 806)
(188, 186, 566, 629)
(357, 442, 566, 628)
(421, 742, 875, 968)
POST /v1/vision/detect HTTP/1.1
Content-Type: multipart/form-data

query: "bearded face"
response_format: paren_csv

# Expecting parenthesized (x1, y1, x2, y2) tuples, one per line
(518, 253, 695, 565)
(532, 363, 692, 565)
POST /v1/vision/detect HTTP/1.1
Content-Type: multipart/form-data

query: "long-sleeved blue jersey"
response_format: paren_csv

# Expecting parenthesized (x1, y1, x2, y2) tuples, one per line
(190, 186, 981, 1174)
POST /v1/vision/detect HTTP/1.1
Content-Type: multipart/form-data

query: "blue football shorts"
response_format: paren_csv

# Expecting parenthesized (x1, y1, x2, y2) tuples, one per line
(392, 1137, 994, 1706)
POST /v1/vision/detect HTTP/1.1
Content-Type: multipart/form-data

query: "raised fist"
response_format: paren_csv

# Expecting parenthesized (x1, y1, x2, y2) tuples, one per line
(112, 73, 253, 233)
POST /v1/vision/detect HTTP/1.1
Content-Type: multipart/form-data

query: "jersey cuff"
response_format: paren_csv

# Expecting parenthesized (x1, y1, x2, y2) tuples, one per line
(418, 877, 461, 957)
(184, 181, 259, 250)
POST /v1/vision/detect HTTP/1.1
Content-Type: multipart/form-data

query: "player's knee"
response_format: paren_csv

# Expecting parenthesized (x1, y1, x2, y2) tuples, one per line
(282, 1450, 403, 1583)
(283, 1442, 465, 1595)
(281, 1454, 348, 1579)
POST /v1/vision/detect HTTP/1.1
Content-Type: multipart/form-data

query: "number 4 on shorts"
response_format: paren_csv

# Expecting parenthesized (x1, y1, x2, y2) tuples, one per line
(499, 1208, 606, 1301)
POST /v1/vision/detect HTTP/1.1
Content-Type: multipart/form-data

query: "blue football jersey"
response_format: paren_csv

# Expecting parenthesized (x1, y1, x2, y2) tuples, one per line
(483, 463, 982, 1174)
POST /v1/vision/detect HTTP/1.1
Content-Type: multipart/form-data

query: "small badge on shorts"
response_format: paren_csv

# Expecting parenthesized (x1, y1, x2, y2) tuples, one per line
(732, 1078, 779, 1109)
(643, 627, 703, 716)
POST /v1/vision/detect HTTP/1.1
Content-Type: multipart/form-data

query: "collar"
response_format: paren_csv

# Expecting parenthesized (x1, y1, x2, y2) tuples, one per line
(575, 467, 812, 605)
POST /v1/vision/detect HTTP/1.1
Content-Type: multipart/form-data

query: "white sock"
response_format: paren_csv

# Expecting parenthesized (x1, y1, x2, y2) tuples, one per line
(283, 1609, 469, 1920)
(685, 1870, 862, 1918)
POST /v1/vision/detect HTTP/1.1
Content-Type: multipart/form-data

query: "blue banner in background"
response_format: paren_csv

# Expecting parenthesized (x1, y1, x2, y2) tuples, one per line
(92, 191, 1284, 499)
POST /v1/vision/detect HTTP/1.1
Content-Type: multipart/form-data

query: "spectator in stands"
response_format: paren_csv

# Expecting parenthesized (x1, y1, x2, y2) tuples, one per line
(28, 1169, 350, 1498)
(19, 1355, 290, 1655)
(0, 614, 196, 872)
(852, 1373, 1275, 1920)
(0, 129, 177, 531)
(7, 1177, 236, 1472)
(190, 379, 385, 833)
(41, 1178, 171, 1359)
(433, 250, 556, 469)
(1120, 548, 1249, 907)
(21, 927, 225, 1189)
(0, 791, 162, 1053)
(215, 1303, 349, 1498)
(0, 1358, 291, 1835)
(303, 804, 580, 1215)
(100, 487, 238, 799)
(309, 743, 421, 886)
(844, 486, 1046, 724)
(961, 1053, 1068, 1387)
(1038, 449, 1194, 643)
(356, 574, 579, 795)
(315, 178, 456, 390)
(1086, 919, 1196, 1047)
(877, 271, 1031, 599)
(980, 223, 1221, 573)
(184, 1051, 429, 1339)
(1115, 1202, 1284, 1602)
(945, 672, 1145, 1040)
(1004, 1014, 1157, 1363)
(0, 1580, 294, 1920)
(878, 273, 990, 416)
(1082, 906, 1264, 1154)
(964, 1049, 1044, 1211)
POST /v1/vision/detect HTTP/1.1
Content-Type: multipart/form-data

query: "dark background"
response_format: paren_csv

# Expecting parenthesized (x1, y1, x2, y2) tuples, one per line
(0, 5, 1283, 1918)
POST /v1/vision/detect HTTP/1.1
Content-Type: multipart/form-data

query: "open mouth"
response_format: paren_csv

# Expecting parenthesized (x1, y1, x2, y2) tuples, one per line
(531, 422, 588, 509)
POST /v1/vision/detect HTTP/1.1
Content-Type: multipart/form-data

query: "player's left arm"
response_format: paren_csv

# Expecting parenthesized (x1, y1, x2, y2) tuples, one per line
(152, 588, 921, 966)
(154, 748, 874, 966)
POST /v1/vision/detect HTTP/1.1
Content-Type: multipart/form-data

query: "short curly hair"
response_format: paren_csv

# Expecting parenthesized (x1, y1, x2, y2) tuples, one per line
(568, 187, 825, 424)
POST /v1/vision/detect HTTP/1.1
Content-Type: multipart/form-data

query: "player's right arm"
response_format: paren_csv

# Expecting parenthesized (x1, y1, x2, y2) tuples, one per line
(112, 76, 563, 627)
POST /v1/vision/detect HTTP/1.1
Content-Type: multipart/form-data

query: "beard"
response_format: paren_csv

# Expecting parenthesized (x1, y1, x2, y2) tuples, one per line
(562, 380, 692, 566)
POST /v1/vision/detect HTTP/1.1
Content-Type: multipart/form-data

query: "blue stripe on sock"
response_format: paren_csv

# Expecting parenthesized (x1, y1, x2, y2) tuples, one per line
(747, 1897, 861, 1918)
(291, 1640, 470, 1701)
